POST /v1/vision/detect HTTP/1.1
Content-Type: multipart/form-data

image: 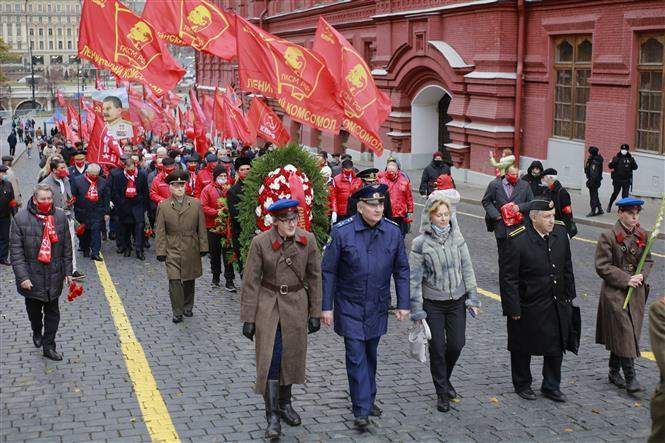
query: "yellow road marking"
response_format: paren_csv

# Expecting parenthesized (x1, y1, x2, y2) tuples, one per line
(94, 260, 180, 442)
(476, 286, 656, 362)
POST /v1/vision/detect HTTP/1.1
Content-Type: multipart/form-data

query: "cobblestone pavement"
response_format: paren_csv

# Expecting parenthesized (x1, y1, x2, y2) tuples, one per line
(1, 147, 663, 442)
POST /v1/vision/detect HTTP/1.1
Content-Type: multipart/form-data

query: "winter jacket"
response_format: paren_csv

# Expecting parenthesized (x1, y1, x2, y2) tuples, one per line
(409, 194, 480, 321)
(149, 172, 171, 205)
(70, 174, 111, 224)
(419, 160, 451, 196)
(378, 171, 413, 218)
(0, 180, 16, 218)
(200, 182, 229, 229)
(194, 166, 215, 198)
(521, 160, 547, 197)
(7, 131, 17, 148)
(9, 201, 73, 302)
(331, 172, 362, 217)
(608, 152, 638, 184)
(584, 153, 604, 188)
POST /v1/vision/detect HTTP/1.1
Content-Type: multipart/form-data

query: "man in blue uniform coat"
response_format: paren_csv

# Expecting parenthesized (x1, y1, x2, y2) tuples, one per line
(321, 183, 410, 429)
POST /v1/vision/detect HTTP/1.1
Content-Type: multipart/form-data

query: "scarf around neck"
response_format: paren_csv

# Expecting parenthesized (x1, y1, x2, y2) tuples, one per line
(34, 210, 59, 264)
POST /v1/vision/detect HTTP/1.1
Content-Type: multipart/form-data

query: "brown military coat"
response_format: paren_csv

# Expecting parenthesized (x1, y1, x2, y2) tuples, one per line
(648, 299, 665, 443)
(595, 221, 653, 358)
(155, 196, 209, 281)
(240, 226, 322, 395)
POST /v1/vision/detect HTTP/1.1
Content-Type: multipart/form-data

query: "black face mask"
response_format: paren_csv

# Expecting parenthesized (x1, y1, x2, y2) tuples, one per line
(531, 171, 540, 177)
(433, 160, 443, 166)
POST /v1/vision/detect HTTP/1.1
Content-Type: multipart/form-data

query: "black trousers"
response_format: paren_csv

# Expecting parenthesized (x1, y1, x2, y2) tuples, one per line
(424, 298, 466, 396)
(207, 231, 235, 282)
(119, 220, 144, 253)
(608, 182, 630, 209)
(0, 216, 10, 261)
(79, 218, 103, 257)
(25, 297, 60, 350)
(510, 352, 563, 392)
(231, 236, 243, 275)
(9, 145, 16, 156)
(588, 185, 602, 213)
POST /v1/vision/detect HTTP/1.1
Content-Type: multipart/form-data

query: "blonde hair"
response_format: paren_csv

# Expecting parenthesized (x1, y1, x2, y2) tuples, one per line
(428, 197, 451, 218)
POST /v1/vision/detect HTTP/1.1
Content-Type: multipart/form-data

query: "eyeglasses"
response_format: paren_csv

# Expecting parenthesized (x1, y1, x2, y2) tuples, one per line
(277, 216, 298, 224)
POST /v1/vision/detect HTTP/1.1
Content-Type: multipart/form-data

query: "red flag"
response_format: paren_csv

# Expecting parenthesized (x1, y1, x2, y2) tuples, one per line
(201, 93, 214, 125)
(164, 90, 181, 108)
(189, 88, 209, 156)
(313, 17, 391, 156)
(236, 15, 343, 135)
(142, 0, 236, 60)
(129, 95, 169, 136)
(78, 0, 185, 97)
(55, 90, 66, 108)
(95, 72, 103, 90)
(213, 89, 255, 146)
(248, 98, 289, 146)
(177, 107, 187, 131)
(87, 112, 124, 168)
(163, 107, 178, 132)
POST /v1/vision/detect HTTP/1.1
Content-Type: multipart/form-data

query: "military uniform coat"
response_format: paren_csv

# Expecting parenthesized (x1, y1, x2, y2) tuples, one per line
(155, 196, 208, 281)
(500, 223, 576, 355)
(595, 222, 653, 358)
(240, 227, 322, 395)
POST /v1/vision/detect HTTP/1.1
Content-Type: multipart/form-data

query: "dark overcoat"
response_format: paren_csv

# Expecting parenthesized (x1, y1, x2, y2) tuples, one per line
(240, 227, 322, 395)
(595, 222, 653, 358)
(9, 202, 73, 302)
(70, 174, 110, 224)
(481, 177, 534, 239)
(109, 168, 149, 223)
(500, 222, 576, 355)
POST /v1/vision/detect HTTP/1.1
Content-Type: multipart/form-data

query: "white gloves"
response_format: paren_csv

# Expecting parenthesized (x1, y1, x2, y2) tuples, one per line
(331, 212, 338, 224)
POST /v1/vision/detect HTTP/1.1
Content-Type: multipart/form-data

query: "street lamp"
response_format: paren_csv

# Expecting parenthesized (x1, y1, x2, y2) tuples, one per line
(24, 0, 36, 110)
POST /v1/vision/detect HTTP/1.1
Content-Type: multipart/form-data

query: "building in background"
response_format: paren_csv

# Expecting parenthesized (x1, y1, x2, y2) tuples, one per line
(197, 0, 665, 197)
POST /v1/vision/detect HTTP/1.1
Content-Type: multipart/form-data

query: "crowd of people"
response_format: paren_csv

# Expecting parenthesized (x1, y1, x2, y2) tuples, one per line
(0, 123, 662, 441)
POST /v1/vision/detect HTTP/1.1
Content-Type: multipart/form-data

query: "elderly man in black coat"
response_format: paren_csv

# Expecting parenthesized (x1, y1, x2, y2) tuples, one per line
(500, 199, 577, 402)
(10, 183, 73, 361)
(110, 157, 149, 260)
(71, 163, 110, 261)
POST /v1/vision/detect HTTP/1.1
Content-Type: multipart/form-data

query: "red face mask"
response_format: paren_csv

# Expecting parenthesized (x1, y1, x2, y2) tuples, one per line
(187, 164, 197, 172)
(74, 160, 85, 168)
(36, 200, 52, 213)
(506, 174, 519, 185)
(386, 171, 397, 180)
(343, 168, 354, 176)
(206, 162, 217, 171)
(55, 168, 69, 179)
(163, 166, 175, 174)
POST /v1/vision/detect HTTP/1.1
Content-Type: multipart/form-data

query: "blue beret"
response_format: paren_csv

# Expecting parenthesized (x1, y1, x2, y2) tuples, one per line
(268, 199, 300, 216)
(352, 183, 388, 203)
(205, 153, 218, 163)
(616, 197, 644, 207)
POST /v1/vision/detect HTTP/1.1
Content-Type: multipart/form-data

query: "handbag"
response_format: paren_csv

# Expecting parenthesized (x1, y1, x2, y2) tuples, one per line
(409, 320, 432, 363)
(566, 305, 581, 355)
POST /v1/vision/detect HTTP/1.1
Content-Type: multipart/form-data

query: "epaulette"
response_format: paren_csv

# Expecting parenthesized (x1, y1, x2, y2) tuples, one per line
(384, 218, 398, 226)
(508, 226, 526, 237)
(554, 220, 565, 226)
(333, 216, 354, 229)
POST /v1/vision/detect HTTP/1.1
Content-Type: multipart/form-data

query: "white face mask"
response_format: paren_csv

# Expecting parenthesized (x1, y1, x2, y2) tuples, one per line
(216, 177, 227, 185)
(620, 149, 628, 155)
(175, 156, 181, 163)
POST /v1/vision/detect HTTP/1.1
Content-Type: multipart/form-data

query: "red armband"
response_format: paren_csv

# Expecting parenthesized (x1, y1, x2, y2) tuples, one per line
(8, 199, 17, 208)
(562, 205, 572, 215)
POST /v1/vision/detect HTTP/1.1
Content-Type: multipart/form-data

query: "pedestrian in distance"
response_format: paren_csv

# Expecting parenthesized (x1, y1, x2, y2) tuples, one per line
(9, 184, 73, 361)
(7, 129, 17, 157)
(489, 147, 515, 177)
(409, 194, 481, 413)
(0, 165, 18, 265)
(240, 198, 322, 439)
(321, 184, 410, 430)
(155, 170, 209, 323)
(378, 157, 414, 238)
(419, 151, 452, 197)
(542, 168, 577, 238)
(648, 296, 665, 443)
(330, 158, 362, 224)
(500, 199, 577, 403)
(607, 143, 638, 213)
(521, 160, 547, 197)
(584, 146, 604, 217)
(595, 197, 653, 393)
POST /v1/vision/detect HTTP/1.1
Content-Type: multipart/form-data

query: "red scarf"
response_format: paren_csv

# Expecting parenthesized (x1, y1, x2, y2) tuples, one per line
(35, 212, 58, 264)
(85, 175, 99, 202)
(124, 170, 137, 198)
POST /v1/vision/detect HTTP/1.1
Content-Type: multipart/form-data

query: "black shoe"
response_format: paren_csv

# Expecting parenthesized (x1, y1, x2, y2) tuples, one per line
(436, 393, 450, 412)
(90, 255, 103, 262)
(83, 251, 90, 258)
(32, 333, 42, 348)
(172, 315, 183, 323)
(0, 258, 10, 266)
(369, 403, 382, 417)
(225, 281, 237, 292)
(212, 276, 220, 287)
(540, 388, 567, 403)
(586, 212, 596, 217)
(136, 251, 145, 261)
(621, 357, 644, 393)
(447, 381, 458, 399)
(72, 271, 86, 280)
(102, 232, 108, 241)
(116, 247, 126, 254)
(183, 310, 193, 318)
(43, 349, 62, 361)
(609, 370, 626, 389)
(123, 249, 132, 257)
(353, 416, 369, 429)
(597, 209, 604, 215)
(516, 388, 537, 400)
(606, 205, 612, 214)
(279, 385, 301, 426)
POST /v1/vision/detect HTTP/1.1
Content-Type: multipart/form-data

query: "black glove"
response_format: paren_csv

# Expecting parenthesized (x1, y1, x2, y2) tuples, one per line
(156, 255, 166, 262)
(200, 251, 208, 257)
(242, 322, 255, 341)
(308, 317, 321, 334)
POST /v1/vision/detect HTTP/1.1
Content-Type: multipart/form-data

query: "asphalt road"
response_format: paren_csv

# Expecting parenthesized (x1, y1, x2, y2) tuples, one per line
(1, 144, 663, 442)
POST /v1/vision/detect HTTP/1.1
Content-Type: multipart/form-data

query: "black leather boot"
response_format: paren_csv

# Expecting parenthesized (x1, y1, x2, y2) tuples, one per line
(608, 353, 625, 389)
(279, 384, 301, 426)
(264, 380, 281, 438)
(436, 393, 450, 412)
(621, 357, 643, 393)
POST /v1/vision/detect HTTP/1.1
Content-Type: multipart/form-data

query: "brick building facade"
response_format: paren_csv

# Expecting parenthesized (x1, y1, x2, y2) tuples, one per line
(196, 0, 665, 197)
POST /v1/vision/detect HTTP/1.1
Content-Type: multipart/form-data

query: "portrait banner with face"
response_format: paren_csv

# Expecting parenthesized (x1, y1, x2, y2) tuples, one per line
(91, 87, 134, 141)
(236, 15, 343, 135)
(313, 17, 391, 156)
(78, 0, 185, 96)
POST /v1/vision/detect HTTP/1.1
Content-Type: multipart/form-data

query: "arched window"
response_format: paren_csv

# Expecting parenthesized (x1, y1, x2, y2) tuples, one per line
(553, 36, 592, 140)
(636, 34, 665, 154)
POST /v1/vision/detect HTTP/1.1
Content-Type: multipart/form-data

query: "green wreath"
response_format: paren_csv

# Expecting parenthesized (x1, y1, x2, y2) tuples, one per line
(237, 143, 330, 262)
